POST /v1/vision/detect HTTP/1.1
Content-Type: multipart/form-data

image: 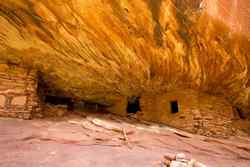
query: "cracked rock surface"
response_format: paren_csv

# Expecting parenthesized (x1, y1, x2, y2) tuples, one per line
(0, 112, 250, 167)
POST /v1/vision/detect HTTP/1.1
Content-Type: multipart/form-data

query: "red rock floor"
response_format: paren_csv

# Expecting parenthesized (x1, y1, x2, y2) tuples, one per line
(0, 112, 250, 167)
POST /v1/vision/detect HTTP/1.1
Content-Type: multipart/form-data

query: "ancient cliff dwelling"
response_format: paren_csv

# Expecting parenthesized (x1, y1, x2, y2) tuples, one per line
(0, 0, 250, 167)
(0, 64, 40, 119)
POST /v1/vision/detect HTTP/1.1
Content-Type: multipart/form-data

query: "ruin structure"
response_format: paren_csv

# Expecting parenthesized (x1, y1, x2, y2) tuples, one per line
(107, 89, 236, 136)
(0, 64, 41, 119)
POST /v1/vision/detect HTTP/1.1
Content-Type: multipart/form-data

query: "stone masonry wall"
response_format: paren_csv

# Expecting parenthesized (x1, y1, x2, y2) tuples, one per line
(107, 89, 236, 137)
(138, 89, 235, 137)
(0, 64, 40, 119)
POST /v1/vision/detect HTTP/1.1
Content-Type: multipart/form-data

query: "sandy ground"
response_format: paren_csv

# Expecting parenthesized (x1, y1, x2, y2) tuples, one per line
(0, 112, 250, 167)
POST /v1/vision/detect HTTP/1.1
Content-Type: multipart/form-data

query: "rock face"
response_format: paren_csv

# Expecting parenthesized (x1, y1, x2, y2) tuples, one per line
(0, 1, 249, 120)
(205, 0, 250, 37)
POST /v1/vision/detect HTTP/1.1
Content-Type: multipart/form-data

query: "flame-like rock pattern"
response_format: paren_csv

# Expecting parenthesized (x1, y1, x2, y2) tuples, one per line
(0, 0, 249, 115)
(205, 0, 250, 37)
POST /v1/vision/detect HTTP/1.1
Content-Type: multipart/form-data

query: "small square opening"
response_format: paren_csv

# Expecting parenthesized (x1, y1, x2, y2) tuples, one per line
(170, 100, 179, 113)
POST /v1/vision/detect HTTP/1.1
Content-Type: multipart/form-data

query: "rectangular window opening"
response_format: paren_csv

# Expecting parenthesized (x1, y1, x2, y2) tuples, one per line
(170, 100, 179, 113)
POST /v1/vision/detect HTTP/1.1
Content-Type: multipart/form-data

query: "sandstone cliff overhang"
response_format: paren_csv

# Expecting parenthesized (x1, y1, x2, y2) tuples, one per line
(0, 0, 249, 117)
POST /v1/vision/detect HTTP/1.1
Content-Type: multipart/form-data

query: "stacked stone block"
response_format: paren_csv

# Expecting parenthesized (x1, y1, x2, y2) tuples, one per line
(108, 89, 236, 137)
(0, 64, 41, 119)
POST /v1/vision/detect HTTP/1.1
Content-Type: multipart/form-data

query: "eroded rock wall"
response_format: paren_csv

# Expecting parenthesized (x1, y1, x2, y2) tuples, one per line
(0, 0, 249, 117)
(205, 0, 250, 37)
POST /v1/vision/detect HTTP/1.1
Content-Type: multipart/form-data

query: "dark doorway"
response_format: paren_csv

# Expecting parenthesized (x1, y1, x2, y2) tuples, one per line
(127, 96, 141, 114)
(44, 95, 74, 110)
(170, 100, 179, 113)
(235, 107, 246, 119)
